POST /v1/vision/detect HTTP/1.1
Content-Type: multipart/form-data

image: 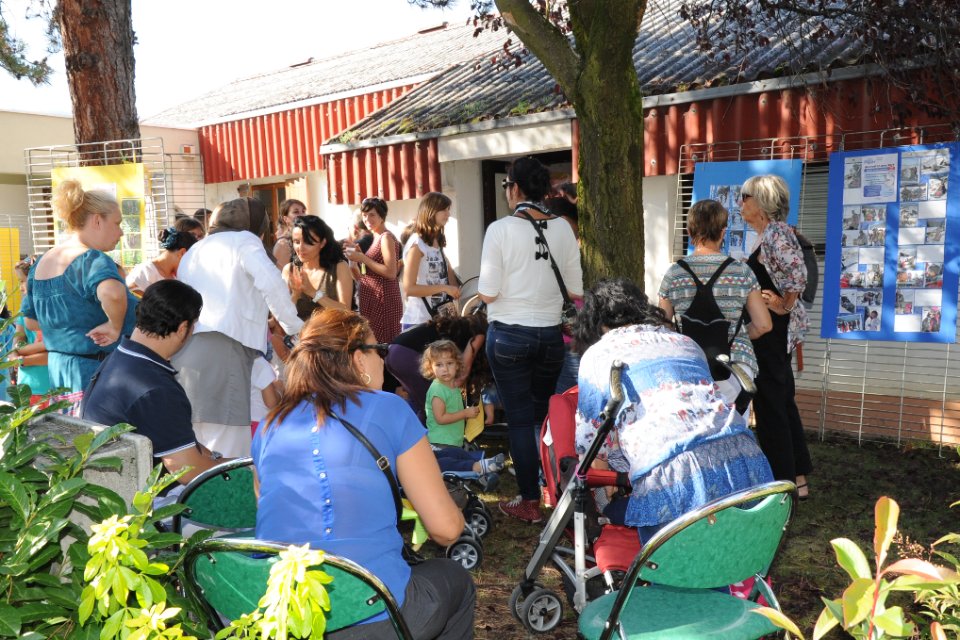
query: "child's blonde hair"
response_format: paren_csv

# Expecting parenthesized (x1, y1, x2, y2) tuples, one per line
(420, 339, 463, 380)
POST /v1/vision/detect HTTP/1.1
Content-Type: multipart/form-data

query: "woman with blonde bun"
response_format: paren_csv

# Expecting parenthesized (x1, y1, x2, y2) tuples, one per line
(21, 179, 137, 414)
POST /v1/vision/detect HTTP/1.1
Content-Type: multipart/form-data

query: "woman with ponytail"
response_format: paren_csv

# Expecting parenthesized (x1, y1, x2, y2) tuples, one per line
(20, 179, 138, 414)
(125, 228, 198, 296)
(252, 308, 475, 640)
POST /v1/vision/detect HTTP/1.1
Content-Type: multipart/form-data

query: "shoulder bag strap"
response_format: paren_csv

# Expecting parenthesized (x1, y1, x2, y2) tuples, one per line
(515, 209, 573, 307)
(330, 411, 403, 524)
(675, 259, 704, 288)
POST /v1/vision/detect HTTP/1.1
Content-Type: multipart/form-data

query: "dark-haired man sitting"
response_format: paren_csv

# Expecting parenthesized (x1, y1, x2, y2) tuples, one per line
(81, 279, 227, 484)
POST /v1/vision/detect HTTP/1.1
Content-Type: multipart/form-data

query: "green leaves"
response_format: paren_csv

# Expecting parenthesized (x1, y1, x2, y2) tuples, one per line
(875, 496, 900, 568)
(842, 578, 877, 628)
(752, 607, 804, 640)
(0, 604, 20, 637)
(0, 472, 31, 524)
(832, 538, 872, 581)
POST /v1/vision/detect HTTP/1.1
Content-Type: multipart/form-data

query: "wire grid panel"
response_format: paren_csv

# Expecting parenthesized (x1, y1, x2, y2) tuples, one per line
(164, 153, 206, 220)
(673, 123, 960, 449)
(23, 138, 172, 263)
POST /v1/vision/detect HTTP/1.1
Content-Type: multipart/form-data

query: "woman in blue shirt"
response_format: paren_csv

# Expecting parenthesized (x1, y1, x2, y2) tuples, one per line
(21, 179, 137, 414)
(253, 308, 475, 639)
(574, 279, 774, 545)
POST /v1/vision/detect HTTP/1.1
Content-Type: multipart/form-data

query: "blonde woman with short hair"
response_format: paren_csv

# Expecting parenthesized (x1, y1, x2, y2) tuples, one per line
(401, 192, 462, 329)
(20, 179, 138, 414)
(739, 174, 812, 500)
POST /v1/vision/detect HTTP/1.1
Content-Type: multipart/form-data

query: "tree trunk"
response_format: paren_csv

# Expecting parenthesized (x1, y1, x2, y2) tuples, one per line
(58, 0, 140, 149)
(498, 0, 647, 288)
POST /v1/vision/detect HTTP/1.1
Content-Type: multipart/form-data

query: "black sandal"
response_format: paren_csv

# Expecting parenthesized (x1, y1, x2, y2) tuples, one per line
(796, 482, 809, 502)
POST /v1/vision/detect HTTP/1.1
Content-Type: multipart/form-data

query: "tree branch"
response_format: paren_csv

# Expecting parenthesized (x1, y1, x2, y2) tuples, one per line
(494, 0, 581, 102)
(764, 0, 960, 39)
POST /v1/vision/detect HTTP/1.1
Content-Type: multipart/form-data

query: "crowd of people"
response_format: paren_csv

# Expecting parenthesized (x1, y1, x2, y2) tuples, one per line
(9, 159, 812, 639)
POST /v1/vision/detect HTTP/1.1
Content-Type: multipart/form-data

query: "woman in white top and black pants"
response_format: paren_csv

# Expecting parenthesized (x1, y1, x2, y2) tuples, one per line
(173, 197, 304, 458)
(479, 157, 583, 523)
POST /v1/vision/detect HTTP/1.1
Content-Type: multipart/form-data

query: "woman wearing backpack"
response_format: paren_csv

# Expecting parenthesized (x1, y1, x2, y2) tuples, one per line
(658, 199, 772, 410)
(739, 174, 812, 500)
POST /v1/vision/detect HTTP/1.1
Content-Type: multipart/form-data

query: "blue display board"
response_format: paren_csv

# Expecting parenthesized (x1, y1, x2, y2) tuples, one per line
(821, 143, 960, 343)
(691, 160, 802, 259)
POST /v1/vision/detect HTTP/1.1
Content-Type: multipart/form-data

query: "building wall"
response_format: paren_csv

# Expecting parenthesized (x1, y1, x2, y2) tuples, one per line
(438, 120, 573, 163)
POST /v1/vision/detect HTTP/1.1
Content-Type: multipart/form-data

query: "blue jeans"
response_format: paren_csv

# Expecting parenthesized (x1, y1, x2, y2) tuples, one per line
(486, 321, 564, 501)
(555, 343, 581, 394)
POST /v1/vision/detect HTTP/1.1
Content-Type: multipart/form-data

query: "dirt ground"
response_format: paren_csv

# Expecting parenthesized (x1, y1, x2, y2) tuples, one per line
(412, 434, 960, 639)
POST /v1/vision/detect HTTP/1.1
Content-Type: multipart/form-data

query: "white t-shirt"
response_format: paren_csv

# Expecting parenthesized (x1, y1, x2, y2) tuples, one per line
(250, 357, 279, 424)
(479, 214, 583, 327)
(125, 261, 162, 293)
(400, 233, 452, 326)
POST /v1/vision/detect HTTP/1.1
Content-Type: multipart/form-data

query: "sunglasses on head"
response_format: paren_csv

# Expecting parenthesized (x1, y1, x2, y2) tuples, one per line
(358, 343, 390, 358)
(501, 178, 516, 190)
(739, 192, 754, 202)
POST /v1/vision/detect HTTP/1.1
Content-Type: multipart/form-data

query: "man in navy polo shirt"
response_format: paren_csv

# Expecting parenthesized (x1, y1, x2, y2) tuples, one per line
(81, 279, 227, 484)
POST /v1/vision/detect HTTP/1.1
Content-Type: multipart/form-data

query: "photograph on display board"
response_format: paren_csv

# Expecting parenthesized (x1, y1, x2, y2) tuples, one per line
(729, 209, 744, 228)
(896, 289, 914, 315)
(897, 270, 924, 288)
(865, 222, 885, 246)
(864, 263, 883, 288)
(842, 229, 869, 247)
(840, 270, 865, 288)
(901, 158, 920, 184)
(926, 219, 946, 244)
(898, 246, 917, 270)
(837, 313, 863, 333)
(843, 206, 861, 230)
(841, 248, 860, 270)
(921, 150, 950, 174)
(840, 294, 856, 314)
(901, 184, 928, 202)
(929, 173, 948, 200)
(729, 231, 745, 252)
(856, 290, 882, 307)
(900, 204, 919, 227)
(925, 262, 944, 288)
(862, 205, 886, 222)
(922, 307, 942, 333)
(864, 308, 882, 331)
(844, 161, 862, 189)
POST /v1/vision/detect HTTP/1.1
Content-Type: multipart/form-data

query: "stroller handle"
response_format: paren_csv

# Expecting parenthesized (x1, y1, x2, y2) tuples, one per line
(577, 361, 626, 479)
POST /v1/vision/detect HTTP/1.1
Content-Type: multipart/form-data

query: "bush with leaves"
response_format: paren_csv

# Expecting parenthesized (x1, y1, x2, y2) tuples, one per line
(755, 496, 960, 640)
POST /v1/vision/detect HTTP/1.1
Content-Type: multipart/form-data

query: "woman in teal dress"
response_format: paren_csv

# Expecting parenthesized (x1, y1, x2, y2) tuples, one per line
(20, 179, 137, 414)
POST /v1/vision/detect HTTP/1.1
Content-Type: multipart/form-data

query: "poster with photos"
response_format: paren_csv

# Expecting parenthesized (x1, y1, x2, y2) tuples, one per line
(690, 160, 802, 260)
(821, 142, 960, 342)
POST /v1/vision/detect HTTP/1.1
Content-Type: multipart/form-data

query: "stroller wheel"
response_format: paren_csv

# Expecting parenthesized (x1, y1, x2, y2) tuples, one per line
(446, 536, 483, 571)
(465, 507, 493, 538)
(520, 588, 564, 633)
(508, 582, 546, 623)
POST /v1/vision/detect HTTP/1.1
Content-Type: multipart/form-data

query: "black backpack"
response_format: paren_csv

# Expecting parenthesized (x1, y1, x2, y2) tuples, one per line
(795, 231, 819, 308)
(675, 257, 744, 381)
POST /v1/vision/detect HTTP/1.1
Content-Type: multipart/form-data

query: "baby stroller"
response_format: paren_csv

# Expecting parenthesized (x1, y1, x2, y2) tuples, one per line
(510, 357, 758, 633)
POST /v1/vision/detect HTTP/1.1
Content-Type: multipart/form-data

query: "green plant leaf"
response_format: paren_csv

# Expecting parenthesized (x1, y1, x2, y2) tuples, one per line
(146, 504, 189, 523)
(78, 586, 95, 625)
(0, 604, 21, 637)
(139, 533, 183, 550)
(15, 603, 67, 624)
(0, 472, 31, 523)
(883, 559, 960, 582)
(82, 457, 123, 472)
(99, 609, 124, 640)
(0, 564, 29, 576)
(86, 424, 136, 459)
(26, 544, 61, 573)
(873, 606, 914, 636)
(37, 479, 88, 511)
(71, 502, 105, 523)
(832, 538, 872, 581)
(72, 434, 93, 457)
(6, 385, 31, 409)
(841, 578, 876, 628)
(25, 573, 60, 588)
(751, 607, 804, 640)
(813, 604, 840, 640)
(874, 496, 900, 567)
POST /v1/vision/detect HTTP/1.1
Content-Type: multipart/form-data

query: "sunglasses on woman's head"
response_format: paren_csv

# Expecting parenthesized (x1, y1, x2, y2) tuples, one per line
(358, 343, 390, 358)
(739, 192, 754, 202)
(501, 179, 516, 191)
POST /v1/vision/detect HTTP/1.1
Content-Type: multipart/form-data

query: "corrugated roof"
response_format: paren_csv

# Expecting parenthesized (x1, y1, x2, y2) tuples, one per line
(140, 23, 503, 128)
(339, 0, 865, 142)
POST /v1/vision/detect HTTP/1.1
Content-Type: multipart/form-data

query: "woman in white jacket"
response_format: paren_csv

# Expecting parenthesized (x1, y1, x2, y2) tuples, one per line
(173, 197, 304, 457)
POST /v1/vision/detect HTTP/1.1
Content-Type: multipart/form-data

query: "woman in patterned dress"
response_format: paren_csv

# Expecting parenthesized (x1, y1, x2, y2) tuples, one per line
(739, 174, 812, 499)
(344, 197, 403, 344)
(574, 278, 773, 544)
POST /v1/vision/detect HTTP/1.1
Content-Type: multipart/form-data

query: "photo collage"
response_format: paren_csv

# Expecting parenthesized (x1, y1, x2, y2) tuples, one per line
(837, 149, 950, 335)
(709, 184, 757, 259)
(109, 197, 144, 268)
(894, 149, 949, 333)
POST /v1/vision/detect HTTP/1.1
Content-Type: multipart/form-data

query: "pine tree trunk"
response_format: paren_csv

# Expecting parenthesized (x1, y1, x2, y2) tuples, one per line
(58, 0, 140, 149)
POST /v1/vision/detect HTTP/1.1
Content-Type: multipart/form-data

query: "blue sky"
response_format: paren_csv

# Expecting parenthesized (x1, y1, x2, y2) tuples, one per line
(0, 0, 474, 120)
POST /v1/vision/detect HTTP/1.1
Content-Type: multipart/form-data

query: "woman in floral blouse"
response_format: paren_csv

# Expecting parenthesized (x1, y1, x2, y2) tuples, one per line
(573, 279, 773, 544)
(740, 174, 812, 500)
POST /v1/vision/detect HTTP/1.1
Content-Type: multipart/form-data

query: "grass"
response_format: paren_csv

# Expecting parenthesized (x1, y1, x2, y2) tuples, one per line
(412, 433, 960, 638)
